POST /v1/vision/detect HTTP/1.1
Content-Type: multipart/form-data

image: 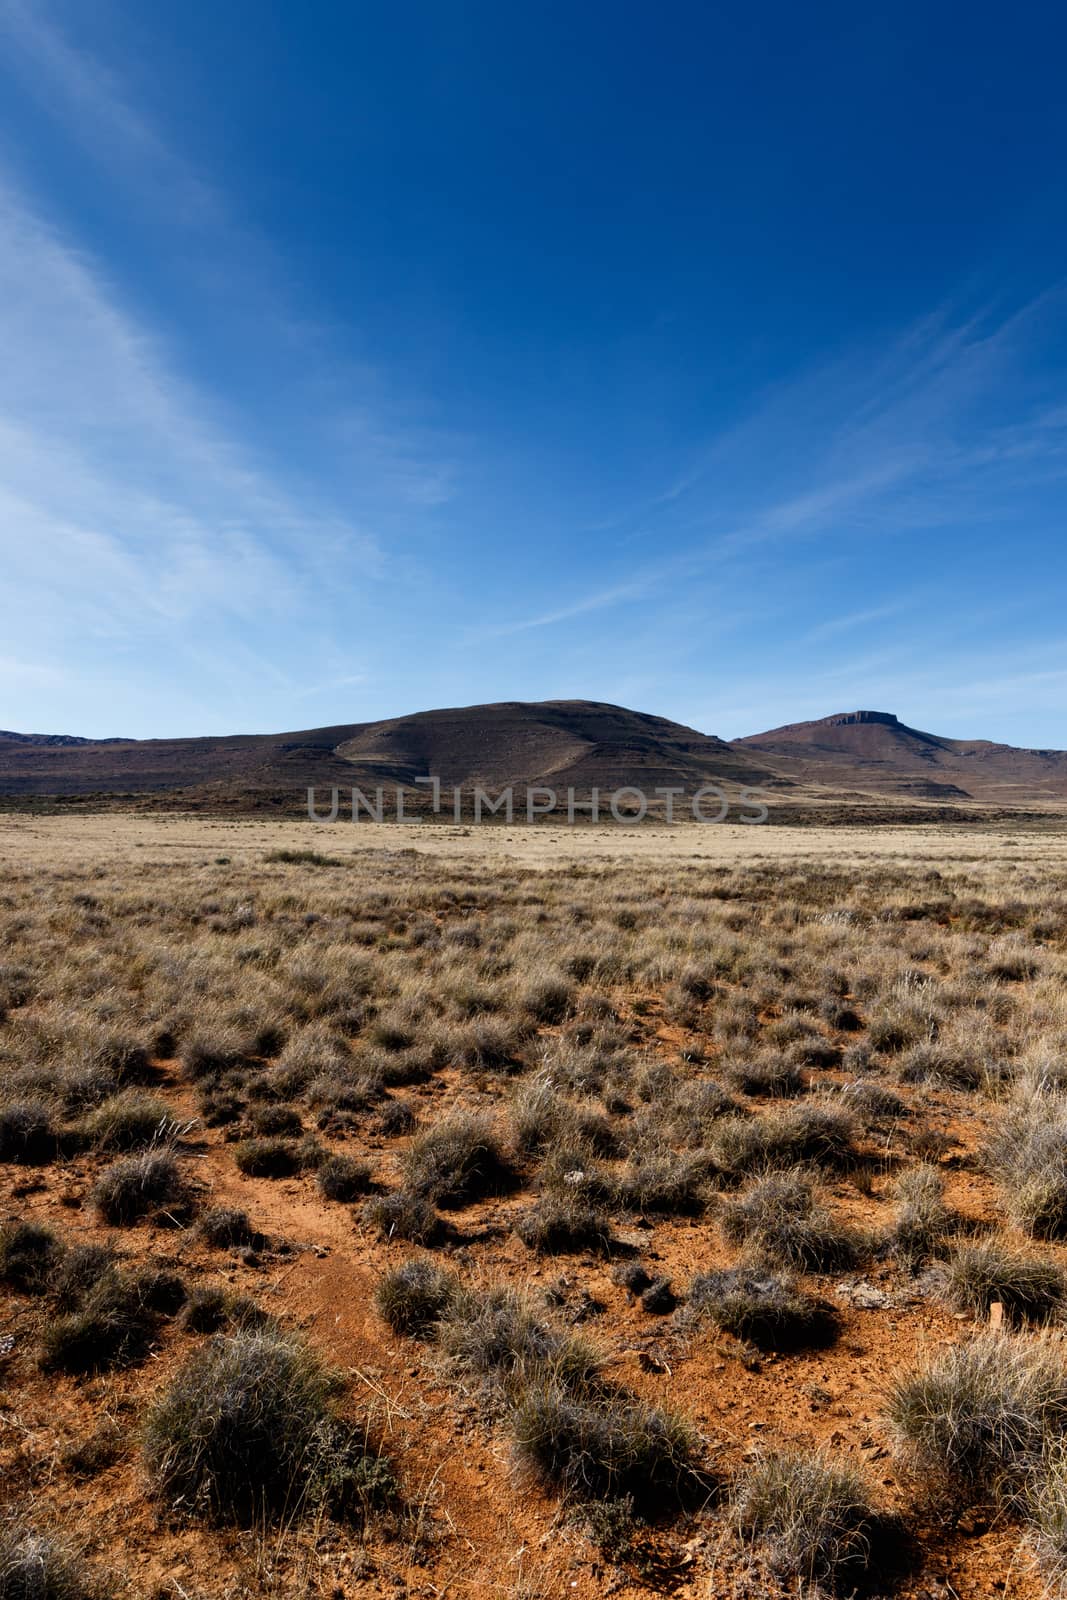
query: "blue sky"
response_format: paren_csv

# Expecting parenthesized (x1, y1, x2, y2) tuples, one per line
(1, 1, 1066, 744)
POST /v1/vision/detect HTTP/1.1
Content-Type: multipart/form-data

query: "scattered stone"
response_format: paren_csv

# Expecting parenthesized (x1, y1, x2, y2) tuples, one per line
(836, 1278, 891, 1309)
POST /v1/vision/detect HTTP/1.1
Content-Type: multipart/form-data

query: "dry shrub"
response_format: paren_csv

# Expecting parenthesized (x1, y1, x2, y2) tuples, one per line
(685, 1268, 837, 1351)
(886, 1333, 1067, 1505)
(722, 1171, 861, 1271)
(734, 1448, 879, 1587)
(944, 1240, 1066, 1326)
(143, 1329, 395, 1524)
(91, 1149, 190, 1226)
(402, 1113, 516, 1207)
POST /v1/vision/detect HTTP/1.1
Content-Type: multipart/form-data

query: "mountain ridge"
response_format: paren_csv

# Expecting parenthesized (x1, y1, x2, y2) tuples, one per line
(0, 699, 777, 802)
(739, 708, 1067, 801)
(2, 700, 1066, 809)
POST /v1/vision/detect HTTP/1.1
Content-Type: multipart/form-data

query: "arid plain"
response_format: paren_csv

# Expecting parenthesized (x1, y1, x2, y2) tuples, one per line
(3, 812, 1067, 1600)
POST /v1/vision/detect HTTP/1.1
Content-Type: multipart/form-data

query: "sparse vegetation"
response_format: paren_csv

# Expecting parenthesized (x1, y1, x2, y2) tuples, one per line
(81, 1091, 170, 1152)
(438, 1285, 598, 1390)
(316, 1152, 372, 1200)
(515, 1195, 613, 1255)
(686, 1267, 837, 1350)
(143, 1329, 394, 1523)
(0, 1220, 62, 1293)
(0, 1099, 55, 1164)
(91, 1149, 190, 1226)
(986, 1092, 1067, 1239)
(721, 1171, 861, 1270)
(376, 1258, 462, 1335)
(402, 1112, 516, 1206)
(734, 1448, 879, 1587)
(41, 1264, 165, 1373)
(890, 1164, 957, 1269)
(509, 1381, 700, 1512)
(944, 1240, 1066, 1325)
(1029, 1441, 1067, 1583)
(886, 1333, 1067, 1504)
(197, 1206, 261, 1249)
(0, 1526, 107, 1600)
(4, 817, 1067, 1591)
(233, 1135, 320, 1177)
(362, 1189, 444, 1244)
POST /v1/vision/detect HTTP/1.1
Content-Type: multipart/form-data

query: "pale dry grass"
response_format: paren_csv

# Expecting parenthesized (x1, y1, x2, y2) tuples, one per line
(2, 809, 1067, 1590)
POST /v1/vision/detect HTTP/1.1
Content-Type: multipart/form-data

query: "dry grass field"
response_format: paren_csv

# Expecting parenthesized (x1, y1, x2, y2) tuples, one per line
(3, 813, 1067, 1599)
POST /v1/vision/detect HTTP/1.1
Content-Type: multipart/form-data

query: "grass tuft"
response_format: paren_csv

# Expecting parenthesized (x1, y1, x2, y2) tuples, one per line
(510, 1381, 700, 1513)
(402, 1113, 516, 1207)
(890, 1165, 957, 1270)
(0, 1100, 56, 1165)
(886, 1332, 1067, 1505)
(376, 1258, 462, 1336)
(0, 1221, 63, 1294)
(515, 1196, 613, 1256)
(722, 1171, 861, 1271)
(944, 1240, 1066, 1325)
(143, 1328, 393, 1524)
(734, 1448, 878, 1587)
(91, 1149, 190, 1226)
(363, 1190, 444, 1245)
(0, 1527, 108, 1600)
(686, 1267, 838, 1351)
(316, 1153, 373, 1202)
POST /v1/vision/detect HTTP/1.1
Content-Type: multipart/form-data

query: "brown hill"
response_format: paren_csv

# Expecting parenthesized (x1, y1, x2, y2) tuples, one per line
(0, 700, 777, 804)
(336, 700, 773, 789)
(736, 709, 1067, 802)
(4, 700, 1066, 814)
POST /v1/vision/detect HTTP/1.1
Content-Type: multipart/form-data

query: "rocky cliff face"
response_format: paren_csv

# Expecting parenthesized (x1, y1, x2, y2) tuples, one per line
(819, 711, 900, 728)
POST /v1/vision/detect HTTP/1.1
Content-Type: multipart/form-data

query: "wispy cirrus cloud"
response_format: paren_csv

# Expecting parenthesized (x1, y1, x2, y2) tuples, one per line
(657, 289, 1067, 554)
(0, 0, 216, 221)
(0, 3, 462, 731)
(476, 577, 659, 639)
(0, 172, 382, 618)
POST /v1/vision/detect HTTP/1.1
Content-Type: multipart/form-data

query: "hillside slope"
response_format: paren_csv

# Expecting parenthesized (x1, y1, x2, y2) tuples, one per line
(0, 701, 777, 801)
(736, 710, 1067, 801)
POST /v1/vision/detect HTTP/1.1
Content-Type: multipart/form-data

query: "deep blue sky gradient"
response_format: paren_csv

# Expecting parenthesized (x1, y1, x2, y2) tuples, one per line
(1, 1, 1065, 741)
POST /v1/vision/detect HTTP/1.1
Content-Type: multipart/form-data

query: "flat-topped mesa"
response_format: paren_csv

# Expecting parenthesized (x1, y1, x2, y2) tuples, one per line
(821, 711, 900, 728)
